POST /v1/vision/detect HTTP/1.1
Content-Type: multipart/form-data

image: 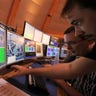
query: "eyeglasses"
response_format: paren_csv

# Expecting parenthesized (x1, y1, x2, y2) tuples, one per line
(64, 34, 94, 46)
(71, 18, 82, 26)
(64, 39, 84, 46)
(71, 18, 94, 40)
(78, 34, 94, 40)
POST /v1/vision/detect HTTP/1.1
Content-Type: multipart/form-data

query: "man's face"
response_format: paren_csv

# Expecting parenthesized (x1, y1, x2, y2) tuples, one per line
(64, 31, 89, 56)
(66, 5, 96, 38)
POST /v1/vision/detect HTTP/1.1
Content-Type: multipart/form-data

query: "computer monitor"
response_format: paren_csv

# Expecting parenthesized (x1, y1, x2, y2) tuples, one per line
(50, 37, 58, 47)
(60, 47, 67, 58)
(42, 33, 50, 45)
(34, 29, 43, 42)
(46, 45, 54, 57)
(36, 42, 43, 57)
(25, 39, 36, 59)
(23, 22, 35, 40)
(53, 47, 60, 57)
(43, 44, 47, 56)
(0, 26, 6, 68)
(7, 30, 25, 65)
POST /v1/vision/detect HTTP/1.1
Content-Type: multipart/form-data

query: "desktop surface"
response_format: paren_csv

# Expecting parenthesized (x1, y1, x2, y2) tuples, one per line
(0, 78, 30, 96)
(0, 61, 58, 96)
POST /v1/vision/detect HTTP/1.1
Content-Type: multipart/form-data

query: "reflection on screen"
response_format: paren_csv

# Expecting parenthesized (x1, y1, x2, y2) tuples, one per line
(46, 45, 54, 57)
(7, 31, 25, 64)
(36, 42, 43, 57)
(23, 22, 35, 40)
(53, 47, 60, 57)
(0, 27, 6, 68)
(25, 39, 36, 58)
(42, 33, 50, 45)
(60, 48, 67, 58)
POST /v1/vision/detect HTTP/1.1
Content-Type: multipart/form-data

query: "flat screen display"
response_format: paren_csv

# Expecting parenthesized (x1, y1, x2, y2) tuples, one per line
(23, 22, 35, 40)
(42, 33, 50, 45)
(43, 44, 47, 56)
(60, 47, 67, 58)
(53, 47, 60, 57)
(50, 37, 58, 46)
(36, 42, 43, 57)
(25, 39, 36, 58)
(46, 45, 54, 57)
(0, 26, 6, 68)
(34, 29, 43, 42)
(7, 31, 25, 64)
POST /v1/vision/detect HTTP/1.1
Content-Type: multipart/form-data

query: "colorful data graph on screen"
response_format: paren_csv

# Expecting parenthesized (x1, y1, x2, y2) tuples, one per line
(46, 45, 54, 57)
(0, 48, 5, 63)
(25, 39, 36, 58)
(0, 27, 6, 65)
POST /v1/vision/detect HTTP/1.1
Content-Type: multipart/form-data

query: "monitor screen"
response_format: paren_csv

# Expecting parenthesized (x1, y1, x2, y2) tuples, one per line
(25, 39, 36, 58)
(7, 31, 25, 64)
(36, 42, 43, 57)
(23, 22, 35, 40)
(34, 29, 43, 42)
(0, 26, 6, 68)
(60, 47, 67, 58)
(50, 37, 58, 46)
(53, 47, 60, 57)
(46, 45, 54, 57)
(42, 33, 50, 45)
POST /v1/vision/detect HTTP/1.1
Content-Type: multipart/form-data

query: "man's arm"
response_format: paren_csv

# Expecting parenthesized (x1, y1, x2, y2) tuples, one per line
(11, 57, 96, 79)
(53, 79, 83, 96)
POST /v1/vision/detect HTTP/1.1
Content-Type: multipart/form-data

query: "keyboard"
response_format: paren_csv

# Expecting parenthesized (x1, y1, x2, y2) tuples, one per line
(28, 63, 49, 94)
(0, 78, 30, 96)
(32, 75, 47, 90)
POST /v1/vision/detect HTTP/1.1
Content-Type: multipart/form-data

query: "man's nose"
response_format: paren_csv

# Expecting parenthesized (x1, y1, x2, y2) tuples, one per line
(75, 26, 85, 37)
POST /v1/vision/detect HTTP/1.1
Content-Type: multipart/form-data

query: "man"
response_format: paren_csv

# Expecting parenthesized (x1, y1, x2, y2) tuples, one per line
(53, 26, 96, 96)
(61, 0, 96, 75)
(63, 26, 76, 63)
(10, 0, 96, 80)
(61, 0, 96, 39)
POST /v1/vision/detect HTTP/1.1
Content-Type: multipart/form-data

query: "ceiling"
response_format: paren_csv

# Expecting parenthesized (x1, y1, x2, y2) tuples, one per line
(0, 0, 70, 39)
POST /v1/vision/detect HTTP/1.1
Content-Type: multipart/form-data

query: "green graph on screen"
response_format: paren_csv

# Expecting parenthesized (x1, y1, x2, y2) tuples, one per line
(0, 48, 5, 63)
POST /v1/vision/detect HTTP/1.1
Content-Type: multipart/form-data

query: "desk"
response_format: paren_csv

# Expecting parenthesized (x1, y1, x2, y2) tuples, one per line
(0, 61, 68, 96)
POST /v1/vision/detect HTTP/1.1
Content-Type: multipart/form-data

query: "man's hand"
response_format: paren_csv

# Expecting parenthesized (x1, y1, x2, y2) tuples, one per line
(11, 65, 29, 76)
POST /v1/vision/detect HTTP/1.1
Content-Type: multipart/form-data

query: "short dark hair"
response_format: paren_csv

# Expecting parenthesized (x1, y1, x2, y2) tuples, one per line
(64, 26, 75, 34)
(61, 0, 96, 16)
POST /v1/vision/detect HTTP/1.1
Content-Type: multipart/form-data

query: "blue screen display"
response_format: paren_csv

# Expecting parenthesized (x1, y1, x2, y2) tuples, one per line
(46, 45, 54, 57)
(25, 39, 36, 58)
(7, 31, 25, 64)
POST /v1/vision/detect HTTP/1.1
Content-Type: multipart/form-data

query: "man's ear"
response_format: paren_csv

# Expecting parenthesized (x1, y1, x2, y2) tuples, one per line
(88, 40, 95, 49)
